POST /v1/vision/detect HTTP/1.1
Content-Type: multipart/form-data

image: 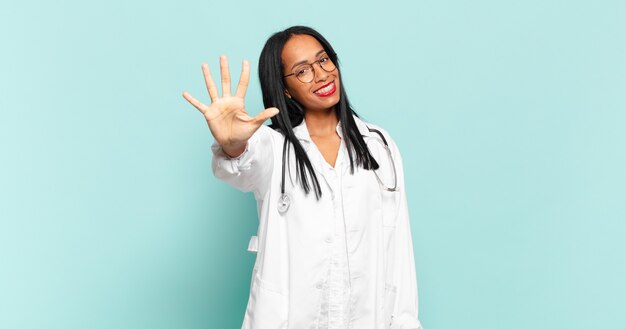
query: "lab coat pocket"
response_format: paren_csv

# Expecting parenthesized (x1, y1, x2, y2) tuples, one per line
(383, 283, 397, 329)
(243, 273, 288, 329)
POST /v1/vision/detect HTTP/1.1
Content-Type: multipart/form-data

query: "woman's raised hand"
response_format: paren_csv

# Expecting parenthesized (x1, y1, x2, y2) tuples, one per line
(182, 56, 279, 157)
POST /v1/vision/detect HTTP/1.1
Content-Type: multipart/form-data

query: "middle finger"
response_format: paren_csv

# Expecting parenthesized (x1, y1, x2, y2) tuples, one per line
(235, 59, 250, 99)
(220, 55, 231, 97)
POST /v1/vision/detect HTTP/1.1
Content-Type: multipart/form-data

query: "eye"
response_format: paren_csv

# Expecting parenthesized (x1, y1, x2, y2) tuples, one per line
(319, 56, 330, 63)
(295, 66, 312, 77)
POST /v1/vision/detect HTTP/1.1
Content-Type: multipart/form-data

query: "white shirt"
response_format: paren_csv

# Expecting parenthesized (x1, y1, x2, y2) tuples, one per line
(315, 124, 351, 329)
(211, 116, 423, 329)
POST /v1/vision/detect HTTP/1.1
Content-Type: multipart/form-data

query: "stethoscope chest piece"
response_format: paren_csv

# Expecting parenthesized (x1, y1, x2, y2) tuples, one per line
(277, 193, 291, 213)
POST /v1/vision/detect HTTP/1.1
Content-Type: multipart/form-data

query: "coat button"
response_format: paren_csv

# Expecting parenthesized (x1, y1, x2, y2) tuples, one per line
(325, 237, 333, 243)
(316, 281, 324, 289)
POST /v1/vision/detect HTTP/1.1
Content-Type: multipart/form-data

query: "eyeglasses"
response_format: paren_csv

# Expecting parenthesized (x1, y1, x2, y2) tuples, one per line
(284, 54, 337, 83)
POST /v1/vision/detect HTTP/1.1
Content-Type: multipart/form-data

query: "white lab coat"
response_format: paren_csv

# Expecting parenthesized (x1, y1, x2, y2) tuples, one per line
(211, 115, 423, 329)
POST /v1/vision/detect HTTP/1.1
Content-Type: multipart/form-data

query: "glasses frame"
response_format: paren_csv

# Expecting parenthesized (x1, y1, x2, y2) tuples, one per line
(283, 53, 337, 83)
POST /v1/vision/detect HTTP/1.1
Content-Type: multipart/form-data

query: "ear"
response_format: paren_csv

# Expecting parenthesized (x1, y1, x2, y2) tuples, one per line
(284, 90, 292, 99)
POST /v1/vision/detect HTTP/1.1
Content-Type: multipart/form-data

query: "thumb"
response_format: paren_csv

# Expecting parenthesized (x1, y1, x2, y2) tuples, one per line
(253, 107, 280, 124)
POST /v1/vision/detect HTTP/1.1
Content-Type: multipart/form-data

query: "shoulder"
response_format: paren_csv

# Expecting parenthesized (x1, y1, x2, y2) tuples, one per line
(354, 116, 399, 149)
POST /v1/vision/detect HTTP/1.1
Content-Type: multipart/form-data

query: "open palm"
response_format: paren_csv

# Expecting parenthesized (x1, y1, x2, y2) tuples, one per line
(182, 56, 279, 155)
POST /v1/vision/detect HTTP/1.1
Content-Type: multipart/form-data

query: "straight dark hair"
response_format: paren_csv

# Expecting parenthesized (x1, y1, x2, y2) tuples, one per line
(258, 26, 379, 199)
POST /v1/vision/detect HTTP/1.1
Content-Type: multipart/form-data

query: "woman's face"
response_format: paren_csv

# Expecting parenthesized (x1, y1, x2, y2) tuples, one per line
(282, 34, 341, 112)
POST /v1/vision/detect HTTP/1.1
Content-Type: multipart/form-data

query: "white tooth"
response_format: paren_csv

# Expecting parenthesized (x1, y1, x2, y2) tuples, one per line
(315, 82, 333, 94)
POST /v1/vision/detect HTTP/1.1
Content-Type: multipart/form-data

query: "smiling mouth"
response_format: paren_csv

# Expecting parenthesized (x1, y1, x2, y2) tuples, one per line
(313, 81, 336, 97)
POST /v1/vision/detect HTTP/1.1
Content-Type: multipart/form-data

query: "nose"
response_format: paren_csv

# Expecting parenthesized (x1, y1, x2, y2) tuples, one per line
(312, 62, 329, 82)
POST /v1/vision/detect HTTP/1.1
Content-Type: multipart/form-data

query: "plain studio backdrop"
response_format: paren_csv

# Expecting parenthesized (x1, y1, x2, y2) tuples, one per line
(1, 0, 624, 328)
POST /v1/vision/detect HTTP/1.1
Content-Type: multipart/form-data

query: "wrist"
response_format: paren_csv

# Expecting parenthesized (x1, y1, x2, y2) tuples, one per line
(222, 142, 247, 158)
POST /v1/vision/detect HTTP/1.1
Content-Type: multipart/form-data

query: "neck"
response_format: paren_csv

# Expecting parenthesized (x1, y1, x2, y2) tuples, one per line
(304, 108, 339, 137)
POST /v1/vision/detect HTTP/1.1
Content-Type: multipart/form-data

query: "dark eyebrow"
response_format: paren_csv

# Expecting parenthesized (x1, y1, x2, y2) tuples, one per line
(290, 49, 327, 70)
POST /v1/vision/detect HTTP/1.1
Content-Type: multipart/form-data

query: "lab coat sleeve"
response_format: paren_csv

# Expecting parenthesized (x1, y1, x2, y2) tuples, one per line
(389, 138, 424, 329)
(210, 125, 274, 195)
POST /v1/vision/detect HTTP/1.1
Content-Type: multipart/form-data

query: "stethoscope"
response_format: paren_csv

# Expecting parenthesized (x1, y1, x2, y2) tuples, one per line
(277, 127, 398, 213)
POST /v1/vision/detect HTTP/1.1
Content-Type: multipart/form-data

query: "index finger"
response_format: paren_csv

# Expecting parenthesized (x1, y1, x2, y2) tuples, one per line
(234, 59, 250, 99)
(202, 63, 219, 102)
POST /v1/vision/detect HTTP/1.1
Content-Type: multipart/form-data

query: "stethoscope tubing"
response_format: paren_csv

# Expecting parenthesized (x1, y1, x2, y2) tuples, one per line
(277, 126, 397, 214)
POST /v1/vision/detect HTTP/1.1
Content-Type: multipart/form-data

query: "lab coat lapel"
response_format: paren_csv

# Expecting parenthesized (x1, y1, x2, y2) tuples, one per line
(291, 115, 377, 187)
(353, 115, 377, 140)
(338, 116, 378, 176)
(292, 119, 329, 177)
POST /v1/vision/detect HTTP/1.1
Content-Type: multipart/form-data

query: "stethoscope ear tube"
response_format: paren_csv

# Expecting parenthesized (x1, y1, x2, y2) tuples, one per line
(367, 127, 398, 192)
(374, 143, 398, 192)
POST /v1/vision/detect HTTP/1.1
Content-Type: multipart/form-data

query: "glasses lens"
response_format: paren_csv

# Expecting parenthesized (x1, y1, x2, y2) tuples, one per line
(293, 57, 336, 83)
(296, 66, 314, 83)
(320, 57, 336, 72)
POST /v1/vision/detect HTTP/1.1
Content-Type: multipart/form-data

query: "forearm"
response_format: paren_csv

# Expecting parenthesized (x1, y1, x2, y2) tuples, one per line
(211, 126, 275, 194)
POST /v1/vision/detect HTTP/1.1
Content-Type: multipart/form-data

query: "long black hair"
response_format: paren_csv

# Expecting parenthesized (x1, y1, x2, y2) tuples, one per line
(258, 26, 379, 199)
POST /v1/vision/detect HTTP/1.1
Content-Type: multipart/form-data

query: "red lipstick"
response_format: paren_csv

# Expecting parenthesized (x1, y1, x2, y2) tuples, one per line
(313, 81, 336, 97)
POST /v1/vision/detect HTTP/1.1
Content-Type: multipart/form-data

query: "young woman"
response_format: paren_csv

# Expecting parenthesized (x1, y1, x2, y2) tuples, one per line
(182, 26, 423, 329)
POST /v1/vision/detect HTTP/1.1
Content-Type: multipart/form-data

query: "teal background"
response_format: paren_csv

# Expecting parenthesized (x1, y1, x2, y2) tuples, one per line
(1, 0, 625, 328)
